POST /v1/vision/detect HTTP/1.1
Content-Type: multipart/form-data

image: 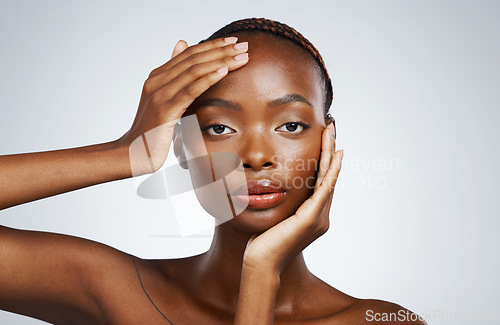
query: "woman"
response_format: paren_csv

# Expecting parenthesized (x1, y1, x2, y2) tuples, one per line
(0, 18, 425, 324)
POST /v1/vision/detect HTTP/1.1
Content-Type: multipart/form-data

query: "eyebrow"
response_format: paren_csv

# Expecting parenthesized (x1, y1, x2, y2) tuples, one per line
(195, 93, 313, 112)
(268, 94, 313, 109)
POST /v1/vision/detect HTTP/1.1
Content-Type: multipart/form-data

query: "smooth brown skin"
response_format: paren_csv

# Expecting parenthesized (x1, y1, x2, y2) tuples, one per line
(0, 34, 426, 324)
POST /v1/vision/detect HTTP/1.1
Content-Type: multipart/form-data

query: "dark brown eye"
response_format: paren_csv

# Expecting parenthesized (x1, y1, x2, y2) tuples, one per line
(286, 123, 298, 132)
(276, 122, 306, 134)
(205, 124, 235, 136)
(213, 125, 226, 134)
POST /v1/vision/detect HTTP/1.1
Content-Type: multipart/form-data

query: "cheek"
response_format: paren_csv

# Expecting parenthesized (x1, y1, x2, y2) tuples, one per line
(273, 138, 322, 190)
(186, 149, 247, 221)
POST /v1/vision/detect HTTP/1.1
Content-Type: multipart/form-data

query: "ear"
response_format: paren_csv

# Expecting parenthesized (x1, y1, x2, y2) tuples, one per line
(325, 113, 336, 139)
(173, 123, 189, 169)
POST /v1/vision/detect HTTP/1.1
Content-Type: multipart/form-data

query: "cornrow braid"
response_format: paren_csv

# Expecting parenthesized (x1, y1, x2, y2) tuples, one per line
(201, 18, 333, 116)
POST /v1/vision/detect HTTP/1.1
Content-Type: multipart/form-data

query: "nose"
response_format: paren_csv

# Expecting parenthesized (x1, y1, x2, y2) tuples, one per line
(240, 131, 274, 171)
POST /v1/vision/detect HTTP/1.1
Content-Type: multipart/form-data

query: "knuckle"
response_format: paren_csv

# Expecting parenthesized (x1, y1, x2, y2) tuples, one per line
(181, 84, 198, 99)
(148, 67, 160, 78)
(186, 64, 202, 77)
(221, 43, 234, 54)
(208, 71, 222, 82)
(162, 98, 173, 108)
(182, 45, 197, 58)
(143, 78, 156, 95)
(208, 38, 227, 49)
(150, 91, 164, 107)
(222, 56, 234, 66)
(206, 45, 232, 61)
(186, 52, 201, 65)
(146, 78, 159, 91)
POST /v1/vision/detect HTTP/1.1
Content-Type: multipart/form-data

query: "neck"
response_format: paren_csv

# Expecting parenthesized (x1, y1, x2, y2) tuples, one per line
(191, 223, 315, 313)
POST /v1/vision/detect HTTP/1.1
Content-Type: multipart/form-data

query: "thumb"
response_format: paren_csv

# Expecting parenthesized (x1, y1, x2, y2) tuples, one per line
(171, 40, 188, 59)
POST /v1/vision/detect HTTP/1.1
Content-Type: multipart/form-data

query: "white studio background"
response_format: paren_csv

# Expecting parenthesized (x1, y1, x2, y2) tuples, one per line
(0, 1, 499, 324)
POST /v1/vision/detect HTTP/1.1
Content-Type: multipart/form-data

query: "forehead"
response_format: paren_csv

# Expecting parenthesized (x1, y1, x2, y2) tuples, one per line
(193, 33, 324, 113)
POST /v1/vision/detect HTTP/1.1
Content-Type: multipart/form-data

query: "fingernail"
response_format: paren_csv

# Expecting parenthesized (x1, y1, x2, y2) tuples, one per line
(234, 53, 249, 61)
(216, 66, 228, 74)
(340, 149, 344, 160)
(234, 42, 248, 51)
(225, 37, 238, 44)
(329, 123, 334, 139)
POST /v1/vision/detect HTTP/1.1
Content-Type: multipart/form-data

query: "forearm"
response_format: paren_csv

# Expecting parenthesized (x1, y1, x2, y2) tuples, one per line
(0, 140, 132, 210)
(235, 265, 280, 324)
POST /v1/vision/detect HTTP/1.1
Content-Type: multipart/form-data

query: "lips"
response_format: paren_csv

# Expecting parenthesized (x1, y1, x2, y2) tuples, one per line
(232, 179, 286, 210)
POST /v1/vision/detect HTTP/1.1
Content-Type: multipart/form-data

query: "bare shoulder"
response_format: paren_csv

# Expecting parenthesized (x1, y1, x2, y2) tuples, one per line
(0, 225, 138, 324)
(328, 298, 427, 325)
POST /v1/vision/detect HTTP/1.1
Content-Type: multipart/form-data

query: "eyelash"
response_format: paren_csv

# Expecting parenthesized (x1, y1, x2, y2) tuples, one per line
(201, 124, 236, 136)
(275, 121, 310, 134)
(201, 121, 310, 136)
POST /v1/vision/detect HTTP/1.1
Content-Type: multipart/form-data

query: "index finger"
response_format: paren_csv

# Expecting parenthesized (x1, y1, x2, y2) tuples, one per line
(315, 122, 335, 191)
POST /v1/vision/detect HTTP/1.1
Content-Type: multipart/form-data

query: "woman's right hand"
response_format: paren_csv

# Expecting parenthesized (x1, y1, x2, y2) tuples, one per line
(118, 37, 249, 175)
(0, 37, 248, 210)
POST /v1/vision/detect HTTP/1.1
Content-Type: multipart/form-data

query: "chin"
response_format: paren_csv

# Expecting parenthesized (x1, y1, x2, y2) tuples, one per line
(227, 209, 288, 234)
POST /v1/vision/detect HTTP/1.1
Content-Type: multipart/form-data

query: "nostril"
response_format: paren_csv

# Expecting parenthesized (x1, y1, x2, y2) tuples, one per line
(243, 162, 272, 169)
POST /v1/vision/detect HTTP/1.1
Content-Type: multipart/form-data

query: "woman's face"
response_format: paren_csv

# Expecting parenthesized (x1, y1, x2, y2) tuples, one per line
(182, 33, 327, 233)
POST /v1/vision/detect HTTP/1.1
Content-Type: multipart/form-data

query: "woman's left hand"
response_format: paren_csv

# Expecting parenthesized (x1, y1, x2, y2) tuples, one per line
(242, 122, 343, 274)
(235, 122, 342, 324)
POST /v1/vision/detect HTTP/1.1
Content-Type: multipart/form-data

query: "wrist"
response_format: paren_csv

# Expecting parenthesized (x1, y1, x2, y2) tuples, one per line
(97, 139, 134, 180)
(236, 264, 280, 324)
(242, 249, 283, 275)
(241, 260, 281, 286)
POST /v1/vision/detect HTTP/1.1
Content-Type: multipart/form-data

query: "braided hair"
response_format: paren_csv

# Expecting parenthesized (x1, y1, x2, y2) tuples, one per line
(201, 18, 333, 117)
